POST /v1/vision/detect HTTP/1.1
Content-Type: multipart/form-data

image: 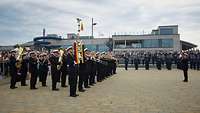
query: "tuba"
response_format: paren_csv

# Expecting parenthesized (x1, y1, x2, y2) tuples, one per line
(15, 46, 24, 69)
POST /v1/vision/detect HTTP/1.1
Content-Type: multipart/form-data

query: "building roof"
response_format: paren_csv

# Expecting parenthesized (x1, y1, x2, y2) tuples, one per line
(180, 40, 197, 50)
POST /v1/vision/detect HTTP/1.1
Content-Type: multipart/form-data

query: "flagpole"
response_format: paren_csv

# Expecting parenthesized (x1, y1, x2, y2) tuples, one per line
(92, 18, 93, 39)
(76, 18, 82, 40)
(91, 18, 97, 39)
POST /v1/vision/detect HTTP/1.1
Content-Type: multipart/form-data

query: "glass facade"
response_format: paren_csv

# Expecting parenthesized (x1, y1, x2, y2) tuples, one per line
(61, 45, 71, 48)
(115, 40, 125, 49)
(98, 44, 109, 52)
(85, 45, 97, 51)
(84, 44, 109, 52)
(126, 40, 142, 48)
(114, 39, 173, 49)
(143, 39, 159, 48)
(61, 44, 109, 52)
(161, 39, 173, 48)
(160, 28, 173, 35)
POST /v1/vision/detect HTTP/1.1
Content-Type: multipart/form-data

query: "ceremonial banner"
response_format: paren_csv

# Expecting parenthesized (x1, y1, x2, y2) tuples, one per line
(73, 41, 79, 64)
(73, 41, 84, 64)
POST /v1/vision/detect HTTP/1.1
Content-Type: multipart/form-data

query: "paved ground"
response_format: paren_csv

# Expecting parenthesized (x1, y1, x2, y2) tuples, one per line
(0, 68, 200, 113)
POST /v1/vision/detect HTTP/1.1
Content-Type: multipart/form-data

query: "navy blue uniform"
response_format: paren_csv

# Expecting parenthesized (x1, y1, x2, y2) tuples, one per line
(66, 53, 78, 96)
(124, 57, 129, 70)
(9, 56, 17, 89)
(181, 57, 189, 82)
(38, 59, 48, 86)
(20, 58, 28, 86)
(29, 57, 38, 89)
(49, 56, 60, 90)
(61, 55, 68, 87)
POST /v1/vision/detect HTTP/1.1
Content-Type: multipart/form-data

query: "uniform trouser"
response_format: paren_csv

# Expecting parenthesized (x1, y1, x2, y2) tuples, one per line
(113, 66, 116, 74)
(61, 71, 67, 87)
(157, 64, 161, 70)
(58, 71, 61, 82)
(134, 64, 138, 70)
(102, 66, 105, 77)
(69, 75, 77, 96)
(40, 71, 48, 86)
(89, 73, 95, 85)
(125, 64, 128, 70)
(10, 72, 17, 88)
(21, 72, 27, 85)
(145, 64, 149, 70)
(78, 72, 84, 90)
(197, 62, 200, 70)
(109, 66, 112, 75)
(84, 72, 89, 87)
(30, 72, 37, 88)
(183, 70, 188, 81)
(193, 63, 197, 70)
(166, 63, 171, 70)
(97, 73, 101, 82)
(51, 71, 58, 90)
(190, 62, 193, 69)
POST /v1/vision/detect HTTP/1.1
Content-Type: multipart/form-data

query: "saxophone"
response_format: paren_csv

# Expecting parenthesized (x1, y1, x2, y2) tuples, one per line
(57, 49, 64, 70)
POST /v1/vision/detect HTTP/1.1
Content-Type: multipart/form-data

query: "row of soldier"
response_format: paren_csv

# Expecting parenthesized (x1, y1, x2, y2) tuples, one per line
(122, 50, 200, 70)
(8, 46, 117, 97)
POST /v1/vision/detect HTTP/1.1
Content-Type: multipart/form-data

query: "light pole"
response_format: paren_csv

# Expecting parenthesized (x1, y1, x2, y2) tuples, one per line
(91, 18, 97, 39)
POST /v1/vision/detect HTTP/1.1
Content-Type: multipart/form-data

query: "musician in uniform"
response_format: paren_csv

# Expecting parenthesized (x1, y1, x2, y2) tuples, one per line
(60, 50, 68, 88)
(95, 52, 102, 82)
(100, 52, 107, 80)
(29, 51, 38, 89)
(165, 53, 172, 70)
(89, 51, 97, 86)
(66, 46, 79, 97)
(156, 53, 162, 70)
(49, 50, 60, 91)
(124, 54, 129, 70)
(144, 54, 150, 70)
(38, 53, 49, 87)
(113, 58, 117, 74)
(83, 48, 91, 88)
(78, 50, 86, 92)
(180, 52, 189, 82)
(197, 52, 200, 70)
(134, 55, 140, 70)
(9, 50, 18, 89)
(20, 53, 29, 86)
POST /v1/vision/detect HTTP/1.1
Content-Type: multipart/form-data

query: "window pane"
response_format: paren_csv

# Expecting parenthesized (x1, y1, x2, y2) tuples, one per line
(126, 40, 142, 48)
(85, 45, 97, 51)
(143, 39, 159, 48)
(160, 28, 173, 35)
(161, 39, 173, 48)
(99, 44, 109, 52)
(115, 40, 125, 49)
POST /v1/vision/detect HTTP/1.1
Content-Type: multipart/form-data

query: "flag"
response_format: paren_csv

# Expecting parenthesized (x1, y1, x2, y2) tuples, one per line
(80, 22, 84, 31)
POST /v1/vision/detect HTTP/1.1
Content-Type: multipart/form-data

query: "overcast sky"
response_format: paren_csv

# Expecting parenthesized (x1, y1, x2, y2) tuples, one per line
(0, 0, 200, 47)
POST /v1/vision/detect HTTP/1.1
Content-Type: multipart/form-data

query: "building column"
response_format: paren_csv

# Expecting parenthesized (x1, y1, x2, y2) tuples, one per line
(125, 40, 127, 48)
(113, 40, 115, 49)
